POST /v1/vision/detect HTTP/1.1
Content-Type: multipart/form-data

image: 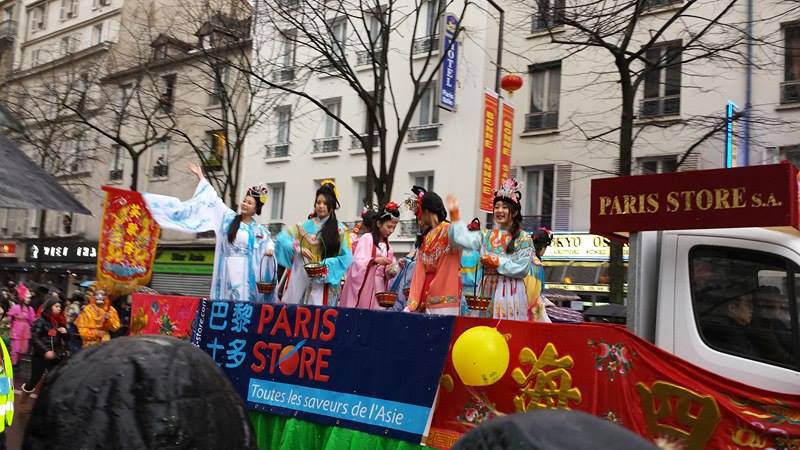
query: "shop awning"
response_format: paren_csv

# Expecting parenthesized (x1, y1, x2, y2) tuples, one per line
(0, 133, 91, 214)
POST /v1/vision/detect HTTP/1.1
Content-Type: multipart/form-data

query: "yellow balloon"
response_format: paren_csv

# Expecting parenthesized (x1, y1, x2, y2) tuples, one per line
(451, 326, 510, 386)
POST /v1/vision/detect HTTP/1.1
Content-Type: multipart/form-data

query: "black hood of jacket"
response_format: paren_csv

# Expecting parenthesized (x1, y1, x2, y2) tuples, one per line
(452, 409, 658, 450)
(23, 335, 256, 450)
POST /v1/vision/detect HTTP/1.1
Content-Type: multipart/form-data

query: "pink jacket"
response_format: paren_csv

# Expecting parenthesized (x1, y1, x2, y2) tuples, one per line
(9, 303, 35, 340)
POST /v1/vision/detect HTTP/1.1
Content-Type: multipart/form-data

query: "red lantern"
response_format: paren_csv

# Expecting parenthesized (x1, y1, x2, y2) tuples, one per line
(501, 74, 523, 94)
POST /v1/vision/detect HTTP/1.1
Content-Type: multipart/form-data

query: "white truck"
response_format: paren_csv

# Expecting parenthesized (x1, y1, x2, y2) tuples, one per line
(591, 163, 800, 395)
(627, 228, 799, 395)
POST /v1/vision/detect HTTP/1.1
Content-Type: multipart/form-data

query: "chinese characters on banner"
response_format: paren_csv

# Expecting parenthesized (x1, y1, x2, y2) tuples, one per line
(426, 318, 800, 450)
(96, 186, 160, 296)
(192, 301, 455, 444)
(130, 294, 200, 339)
(498, 102, 514, 182)
(479, 92, 500, 212)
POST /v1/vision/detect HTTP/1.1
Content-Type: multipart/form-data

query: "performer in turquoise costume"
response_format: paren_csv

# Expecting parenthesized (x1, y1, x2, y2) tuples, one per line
(448, 179, 534, 321)
(276, 180, 352, 306)
(143, 163, 275, 302)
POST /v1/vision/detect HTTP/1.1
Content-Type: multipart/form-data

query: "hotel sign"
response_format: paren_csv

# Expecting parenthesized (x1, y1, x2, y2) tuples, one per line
(543, 234, 629, 261)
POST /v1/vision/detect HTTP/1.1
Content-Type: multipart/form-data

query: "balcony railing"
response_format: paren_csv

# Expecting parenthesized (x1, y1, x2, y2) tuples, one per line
(412, 35, 439, 55)
(266, 143, 290, 158)
(109, 169, 123, 181)
(639, 95, 680, 118)
(277, 0, 300, 9)
(642, 0, 683, 9)
(356, 48, 383, 66)
(350, 133, 379, 149)
(780, 80, 800, 104)
(313, 136, 341, 153)
(0, 20, 16, 42)
(524, 111, 559, 131)
(272, 67, 295, 82)
(152, 164, 169, 178)
(317, 56, 345, 71)
(407, 124, 440, 143)
(398, 220, 419, 237)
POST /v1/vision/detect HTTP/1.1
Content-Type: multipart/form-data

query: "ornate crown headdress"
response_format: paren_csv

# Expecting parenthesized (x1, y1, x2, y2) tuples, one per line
(247, 184, 269, 204)
(404, 186, 426, 219)
(319, 179, 339, 202)
(494, 178, 522, 205)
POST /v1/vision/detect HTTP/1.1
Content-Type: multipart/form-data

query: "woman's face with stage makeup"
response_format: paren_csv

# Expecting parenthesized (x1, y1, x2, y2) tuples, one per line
(315, 194, 330, 219)
(240, 195, 257, 216)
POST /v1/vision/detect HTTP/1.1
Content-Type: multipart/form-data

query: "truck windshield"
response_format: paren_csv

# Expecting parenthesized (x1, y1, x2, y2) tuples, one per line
(690, 246, 799, 372)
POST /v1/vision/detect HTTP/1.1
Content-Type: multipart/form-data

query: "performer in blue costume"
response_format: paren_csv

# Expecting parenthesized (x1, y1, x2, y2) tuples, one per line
(275, 180, 352, 306)
(143, 163, 275, 302)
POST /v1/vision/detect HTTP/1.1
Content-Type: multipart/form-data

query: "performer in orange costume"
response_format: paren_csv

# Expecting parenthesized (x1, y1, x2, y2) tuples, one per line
(75, 289, 120, 347)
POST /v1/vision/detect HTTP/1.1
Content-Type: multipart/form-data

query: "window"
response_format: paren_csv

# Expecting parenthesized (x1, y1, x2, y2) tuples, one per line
(424, 0, 440, 37)
(0, 208, 8, 235)
(206, 131, 225, 169)
(30, 49, 41, 67)
(367, 13, 383, 47)
(93, 0, 111, 8)
(152, 44, 168, 61)
(526, 62, 560, 131)
(524, 166, 554, 229)
(28, 209, 41, 236)
(29, 4, 46, 34)
(408, 86, 439, 142)
(782, 25, 800, 104)
(160, 74, 176, 113)
(60, 213, 74, 235)
(110, 145, 125, 181)
(152, 140, 169, 178)
(92, 23, 103, 45)
(641, 42, 682, 117)
(69, 134, 89, 173)
(411, 172, 434, 192)
(199, 33, 214, 50)
(690, 246, 799, 370)
(3, 7, 13, 21)
(781, 145, 800, 167)
(268, 183, 285, 220)
(352, 177, 376, 216)
(277, 107, 291, 144)
(280, 30, 296, 68)
(638, 155, 678, 174)
(532, 0, 565, 32)
(329, 19, 347, 60)
(210, 65, 229, 105)
(322, 99, 341, 138)
(60, 0, 78, 21)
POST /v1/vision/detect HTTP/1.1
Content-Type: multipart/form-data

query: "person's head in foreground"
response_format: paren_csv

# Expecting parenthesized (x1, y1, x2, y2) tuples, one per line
(452, 409, 659, 450)
(23, 335, 256, 450)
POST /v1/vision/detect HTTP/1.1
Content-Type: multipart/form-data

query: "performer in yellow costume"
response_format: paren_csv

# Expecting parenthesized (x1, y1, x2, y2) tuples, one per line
(75, 289, 120, 347)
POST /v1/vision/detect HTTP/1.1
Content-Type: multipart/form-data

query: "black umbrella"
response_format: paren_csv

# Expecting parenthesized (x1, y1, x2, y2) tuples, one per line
(0, 133, 91, 214)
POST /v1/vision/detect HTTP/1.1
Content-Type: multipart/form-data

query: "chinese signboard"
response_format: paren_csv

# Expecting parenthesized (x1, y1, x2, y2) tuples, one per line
(543, 233, 629, 261)
(152, 249, 215, 275)
(498, 102, 514, 182)
(192, 301, 454, 443)
(96, 186, 160, 296)
(25, 240, 97, 263)
(590, 163, 799, 235)
(479, 91, 500, 213)
(438, 13, 459, 112)
(427, 318, 800, 449)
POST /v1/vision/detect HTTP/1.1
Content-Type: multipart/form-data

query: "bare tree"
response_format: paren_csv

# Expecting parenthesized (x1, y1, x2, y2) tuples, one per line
(242, 0, 472, 205)
(510, 0, 795, 303)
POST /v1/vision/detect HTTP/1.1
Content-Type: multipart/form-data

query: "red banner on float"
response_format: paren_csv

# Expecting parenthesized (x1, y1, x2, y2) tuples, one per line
(130, 294, 200, 339)
(498, 102, 514, 183)
(590, 163, 800, 235)
(479, 91, 500, 213)
(427, 319, 800, 450)
(97, 187, 160, 296)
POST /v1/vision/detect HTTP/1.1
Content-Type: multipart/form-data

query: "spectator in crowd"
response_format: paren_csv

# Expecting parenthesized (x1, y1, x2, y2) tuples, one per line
(8, 290, 35, 368)
(75, 289, 120, 347)
(112, 295, 132, 338)
(23, 336, 257, 450)
(22, 297, 68, 394)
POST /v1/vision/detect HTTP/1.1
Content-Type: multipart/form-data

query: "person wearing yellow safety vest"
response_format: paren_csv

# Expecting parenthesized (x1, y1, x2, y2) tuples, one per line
(0, 333, 14, 446)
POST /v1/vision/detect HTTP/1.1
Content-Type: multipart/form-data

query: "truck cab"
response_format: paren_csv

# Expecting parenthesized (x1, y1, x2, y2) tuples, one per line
(633, 228, 800, 394)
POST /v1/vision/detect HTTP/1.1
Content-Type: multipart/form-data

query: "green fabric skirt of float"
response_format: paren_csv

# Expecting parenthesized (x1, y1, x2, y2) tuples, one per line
(249, 412, 428, 450)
